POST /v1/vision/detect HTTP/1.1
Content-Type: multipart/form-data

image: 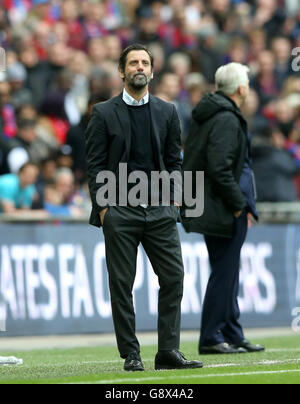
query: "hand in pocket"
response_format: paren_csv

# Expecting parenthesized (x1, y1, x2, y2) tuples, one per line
(100, 208, 108, 225)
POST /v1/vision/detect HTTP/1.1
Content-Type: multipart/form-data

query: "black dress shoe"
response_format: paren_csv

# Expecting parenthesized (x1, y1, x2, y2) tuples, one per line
(232, 339, 265, 353)
(155, 350, 203, 370)
(124, 352, 145, 372)
(199, 342, 247, 355)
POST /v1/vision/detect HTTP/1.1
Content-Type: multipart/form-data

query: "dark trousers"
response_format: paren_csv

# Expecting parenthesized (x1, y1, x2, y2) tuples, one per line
(103, 205, 184, 359)
(200, 211, 248, 348)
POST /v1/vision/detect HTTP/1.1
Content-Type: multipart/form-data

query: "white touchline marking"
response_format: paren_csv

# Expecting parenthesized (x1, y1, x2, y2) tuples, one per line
(66, 369, 300, 384)
(267, 348, 300, 352)
(81, 358, 300, 367)
(80, 361, 243, 370)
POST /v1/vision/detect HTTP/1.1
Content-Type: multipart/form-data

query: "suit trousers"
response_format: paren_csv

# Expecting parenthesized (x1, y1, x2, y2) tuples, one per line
(200, 210, 248, 348)
(102, 205, 184, 359)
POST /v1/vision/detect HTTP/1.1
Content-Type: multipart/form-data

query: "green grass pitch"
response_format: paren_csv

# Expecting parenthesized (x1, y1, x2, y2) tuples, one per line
(0, 335, 300, 384)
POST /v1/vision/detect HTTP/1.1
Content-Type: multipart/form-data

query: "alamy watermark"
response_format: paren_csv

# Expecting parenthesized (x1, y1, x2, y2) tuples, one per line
(0, 47, 6, 72)
(96, 164, 204, 217)
(291, 307, 300, 333)
(0, 292, 6, 332)
(292, 47, 300, 72)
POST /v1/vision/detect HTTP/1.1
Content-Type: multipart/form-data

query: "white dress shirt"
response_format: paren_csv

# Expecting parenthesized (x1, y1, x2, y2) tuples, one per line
(122, 88, 149, 106)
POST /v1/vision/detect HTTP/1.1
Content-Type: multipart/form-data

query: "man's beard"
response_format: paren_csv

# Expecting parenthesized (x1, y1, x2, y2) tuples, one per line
(125, 72, 152, 90)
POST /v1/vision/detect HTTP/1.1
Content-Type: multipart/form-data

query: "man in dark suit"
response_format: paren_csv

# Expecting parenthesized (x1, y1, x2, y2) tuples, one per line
(182, 63, 265, 355)
(85, 44, 203, 371)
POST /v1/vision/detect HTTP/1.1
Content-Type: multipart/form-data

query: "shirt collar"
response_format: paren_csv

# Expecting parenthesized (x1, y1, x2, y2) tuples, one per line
(122, 88, 149, 106)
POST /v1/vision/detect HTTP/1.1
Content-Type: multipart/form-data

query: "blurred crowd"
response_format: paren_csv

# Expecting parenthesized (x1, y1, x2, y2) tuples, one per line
(0, 0, 300, 217)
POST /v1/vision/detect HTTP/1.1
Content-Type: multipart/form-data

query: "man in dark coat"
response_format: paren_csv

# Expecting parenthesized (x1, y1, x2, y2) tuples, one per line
(85, 44, 202, 371)
(182, 63, 265, 355)
(252, 127, 299, 202)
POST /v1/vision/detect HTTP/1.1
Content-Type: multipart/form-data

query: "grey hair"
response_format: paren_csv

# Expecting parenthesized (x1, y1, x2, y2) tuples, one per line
(168, 52, 191, 68)
(54, 168, 74, 182)
(215, 63, 250, 95)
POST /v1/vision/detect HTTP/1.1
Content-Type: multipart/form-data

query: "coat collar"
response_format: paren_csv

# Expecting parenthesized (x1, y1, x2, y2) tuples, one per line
(216, 91, 247, 125)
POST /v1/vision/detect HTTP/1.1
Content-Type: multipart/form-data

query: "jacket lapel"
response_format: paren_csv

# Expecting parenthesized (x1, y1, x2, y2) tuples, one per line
(149, 95, 162, 162)
(114, 94, 131, 160)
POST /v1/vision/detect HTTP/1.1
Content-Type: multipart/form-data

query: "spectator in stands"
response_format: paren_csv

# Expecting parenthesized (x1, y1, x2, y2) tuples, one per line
(66, 92, 110, 185)
(185, 73, 208, 108)
(133, 6, 161, 45)
(271, 36, 294, 87)
(87, 38, 107, 69)
(0, 0, 299, 207)
(16, 103, 38, 122)
(156, 72, 190, 140)
(6, 62, 33, 110)
(247, 29, 267, 72)
(168, 52, 192, 93)
(224, 38, 248, 65)
(252, 0, 286, 39)
(43, 184, 75, 217)
(59, 0, 85, 51)
(0, 80, 18, 139)
(274, 98, 296, 138)
(55, 167, 74, 203)
(44, 42, 72, 90)
(241, 88, 268, 136)
(191, 32, 223, 85)
(33, 155, 57, 209)
(52, 167, 86, 217)
(0, 162, 40, 214)
(251, 50, 279, 107)
(66, 50, 91, 120)
(286, 126, 300, 199)
(285, 127, 300, 168)
(5, 119, 36, 174)
(38, 85, 70, 146)
(6, 118, 51, 173)
(104, 35, 123, 64)
(147, 43, 166, 76)
(19, 47, 50, 108)
(157, 3, 197, 51)
(210, 0, 231, 31)
(252, 127, 300, 202)
(80, 0, 109, 41)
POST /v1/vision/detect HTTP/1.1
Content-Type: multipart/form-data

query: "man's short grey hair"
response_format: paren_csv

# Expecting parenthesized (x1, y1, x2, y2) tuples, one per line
(215, 63, 250, 95)
(54, 168, 74, 182)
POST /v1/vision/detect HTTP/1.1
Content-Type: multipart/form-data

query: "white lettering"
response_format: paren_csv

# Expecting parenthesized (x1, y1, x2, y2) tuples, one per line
(292, 47, 300, 72)
(194, 242, 210, 304)
(133, 248, 144, 308)
(59, 244, 75, 318)
(39, 244, 58, 321)
(291, 307, 300, 332)
(0, 47, 5, 71)
(181, 243, 200, 314)
(93, 243, 111, 318)
(0, 246, 18, 320)
(10, 246, 26, 319)
(239, 243, 276, 314)
(25, 245, 40, 319)
(73, 245, 94, 318)
(147, 257, 159, 315)
(295, 249, 300, 303)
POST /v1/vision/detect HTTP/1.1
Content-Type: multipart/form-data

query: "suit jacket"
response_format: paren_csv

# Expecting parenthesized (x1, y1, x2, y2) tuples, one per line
(85, 93, 182, 227)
